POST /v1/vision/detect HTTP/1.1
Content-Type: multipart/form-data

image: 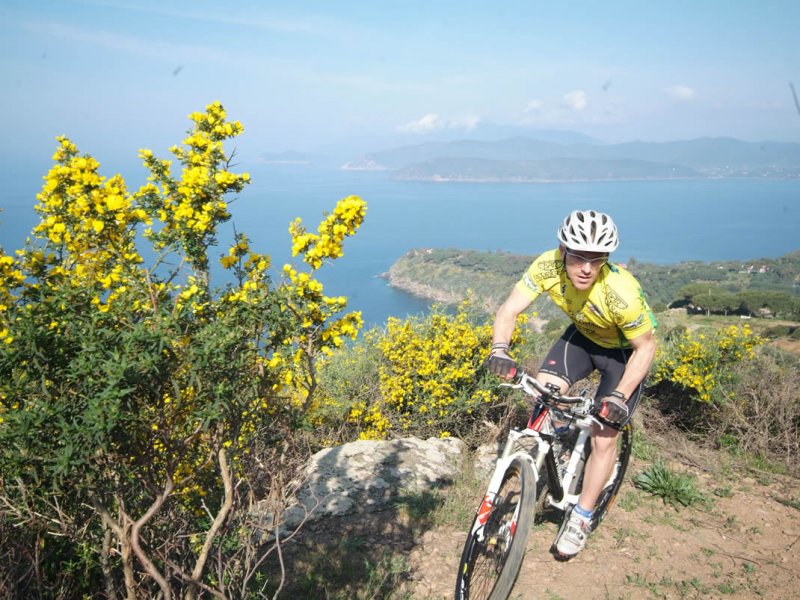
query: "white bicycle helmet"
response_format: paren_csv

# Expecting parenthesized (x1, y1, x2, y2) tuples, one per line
(557, 210, 619, 252)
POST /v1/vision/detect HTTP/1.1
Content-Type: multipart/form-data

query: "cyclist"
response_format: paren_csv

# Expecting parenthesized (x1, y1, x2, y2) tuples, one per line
(485, 209, 656, 558)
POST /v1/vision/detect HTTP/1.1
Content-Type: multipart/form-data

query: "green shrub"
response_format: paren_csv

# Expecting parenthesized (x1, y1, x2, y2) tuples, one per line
(313, 302, 534, 443)
(762, 325, 793, 338)
(0, 102, 366, 599)
(633, 460, 707, 508)
(650, 324, 763, 404)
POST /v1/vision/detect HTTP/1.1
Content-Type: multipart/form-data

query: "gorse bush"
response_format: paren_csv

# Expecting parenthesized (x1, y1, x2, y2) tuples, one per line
(376, 305, 529, 439)
(646, 323, 800, 473)
(713, 347, 800, 467)
(313, 303, 533, 443)
(307, 328, 385, 444)
(651, 324, 763, 404)
(0, 102, 366, 599)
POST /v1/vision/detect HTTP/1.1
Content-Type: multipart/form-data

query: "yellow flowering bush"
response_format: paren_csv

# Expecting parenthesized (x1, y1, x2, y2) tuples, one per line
(0, 102, 366, 598)
(314, 302, 530, 441)
(137, 101, 250, 278)
(289, 195, 366, 269)
(29, 137, 149, 313)
(651, 324, 763, 404)
(0, 250, 25, 346)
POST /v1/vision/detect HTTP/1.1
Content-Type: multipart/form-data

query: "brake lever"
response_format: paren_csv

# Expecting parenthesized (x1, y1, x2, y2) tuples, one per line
(499, 382, 522, 390)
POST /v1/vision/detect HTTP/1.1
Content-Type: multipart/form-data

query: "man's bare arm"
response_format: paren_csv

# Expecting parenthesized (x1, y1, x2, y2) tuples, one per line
(615, 329, 656, 398)
(492, 286, 534, 345)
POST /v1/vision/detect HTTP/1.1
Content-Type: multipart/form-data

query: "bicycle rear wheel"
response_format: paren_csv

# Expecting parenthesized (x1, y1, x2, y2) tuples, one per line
(454, 457, 537, 600)
(589, 422, 633, 530)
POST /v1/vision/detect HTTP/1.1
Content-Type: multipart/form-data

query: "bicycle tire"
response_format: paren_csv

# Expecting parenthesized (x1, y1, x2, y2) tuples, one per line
(454, 456, 537, 600)
(588, 421, 633, 530)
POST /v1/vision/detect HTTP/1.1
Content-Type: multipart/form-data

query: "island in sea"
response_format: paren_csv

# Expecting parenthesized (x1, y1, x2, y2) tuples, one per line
(343, 137, 800, 182)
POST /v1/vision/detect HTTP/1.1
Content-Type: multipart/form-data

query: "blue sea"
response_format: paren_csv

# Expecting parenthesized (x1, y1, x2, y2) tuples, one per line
(2, 162, 799, 327)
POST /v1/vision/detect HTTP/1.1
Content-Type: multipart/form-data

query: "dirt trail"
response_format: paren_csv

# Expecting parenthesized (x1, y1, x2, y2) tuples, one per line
(275, 432, 799, 599)
(408, 457, 800, 599)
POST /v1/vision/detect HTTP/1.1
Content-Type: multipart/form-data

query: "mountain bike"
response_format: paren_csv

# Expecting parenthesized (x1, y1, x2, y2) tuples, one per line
(454, 369, 633, 600)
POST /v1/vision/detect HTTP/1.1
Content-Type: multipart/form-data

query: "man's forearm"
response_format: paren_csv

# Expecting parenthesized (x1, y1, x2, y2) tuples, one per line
(616, 341, 656, 398)
(493, 287, 533, 346)
(492, 309, 518, 346)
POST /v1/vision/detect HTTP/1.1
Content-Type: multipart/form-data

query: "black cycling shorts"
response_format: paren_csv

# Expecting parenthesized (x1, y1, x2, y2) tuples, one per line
(538, 324, 644, 430)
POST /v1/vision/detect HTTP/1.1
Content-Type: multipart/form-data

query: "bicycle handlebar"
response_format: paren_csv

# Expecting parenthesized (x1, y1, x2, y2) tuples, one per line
(500, 366, 598, 420)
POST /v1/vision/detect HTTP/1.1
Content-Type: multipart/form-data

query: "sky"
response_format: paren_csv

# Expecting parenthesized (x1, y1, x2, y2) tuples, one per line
(2, 0, 800, 170)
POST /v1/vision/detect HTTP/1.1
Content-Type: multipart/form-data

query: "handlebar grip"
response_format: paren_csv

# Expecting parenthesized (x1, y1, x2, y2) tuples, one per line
(598, 403, 609, 419)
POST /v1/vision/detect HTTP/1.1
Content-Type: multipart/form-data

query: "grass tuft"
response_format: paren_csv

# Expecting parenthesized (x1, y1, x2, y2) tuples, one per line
(633, 460, 707, 508)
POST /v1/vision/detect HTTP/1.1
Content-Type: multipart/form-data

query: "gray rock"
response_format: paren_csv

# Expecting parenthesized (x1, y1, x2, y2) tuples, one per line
(473, 443, 503, 480)
(263, 436, 467, 532)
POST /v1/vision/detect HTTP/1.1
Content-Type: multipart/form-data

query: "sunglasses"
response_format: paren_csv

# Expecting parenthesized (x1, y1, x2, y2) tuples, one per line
(564, 249, 608, 266)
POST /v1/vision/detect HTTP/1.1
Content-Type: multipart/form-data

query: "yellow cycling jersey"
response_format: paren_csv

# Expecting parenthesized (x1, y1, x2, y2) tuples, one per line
(515, 249, 656, 349)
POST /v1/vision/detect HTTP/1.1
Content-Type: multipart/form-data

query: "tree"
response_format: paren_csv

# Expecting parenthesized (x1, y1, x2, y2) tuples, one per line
(0, 102, 366, 599)
(677, 283, 737, 315)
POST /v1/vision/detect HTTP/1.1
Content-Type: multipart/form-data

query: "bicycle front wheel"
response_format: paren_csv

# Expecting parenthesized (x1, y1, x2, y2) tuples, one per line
(454, 456, 537, 600)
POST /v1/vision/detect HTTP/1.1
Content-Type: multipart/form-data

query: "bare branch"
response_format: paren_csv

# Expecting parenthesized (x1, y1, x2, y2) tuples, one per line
(100, 524, 119, 600)
(187, 449, 235, 600)
(131, 474, 175, 599)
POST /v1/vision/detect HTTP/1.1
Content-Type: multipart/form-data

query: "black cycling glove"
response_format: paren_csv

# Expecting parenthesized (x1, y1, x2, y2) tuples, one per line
(598, 391, 629, 424)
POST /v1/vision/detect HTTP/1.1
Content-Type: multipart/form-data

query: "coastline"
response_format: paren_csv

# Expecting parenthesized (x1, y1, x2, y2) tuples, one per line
(381, 268, 466, 306)
(382, 267, 548, 332)
(387, 174, 799, 184)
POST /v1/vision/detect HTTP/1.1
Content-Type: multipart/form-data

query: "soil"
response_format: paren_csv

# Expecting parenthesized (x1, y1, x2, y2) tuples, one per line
(408, 470, 800, 600)
(276, 427, 800, 600)
(774, 338, 800, 355)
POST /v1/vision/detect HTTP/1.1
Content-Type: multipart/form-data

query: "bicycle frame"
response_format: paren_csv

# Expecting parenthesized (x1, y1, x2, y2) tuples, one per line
(457, 370, 634, 600)
(469, 374, 598, 542)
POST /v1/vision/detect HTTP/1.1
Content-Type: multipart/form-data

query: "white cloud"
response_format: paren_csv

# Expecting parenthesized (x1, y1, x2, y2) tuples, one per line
(397, 113, 481, 134)
(562, 90, 588, 112)
(665, 84, 696, 100)
(398, 114, 445, 134)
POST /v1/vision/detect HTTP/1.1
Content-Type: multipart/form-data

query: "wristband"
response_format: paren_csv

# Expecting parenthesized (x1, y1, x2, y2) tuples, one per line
(491, 342, 510, 351)
(609, 390, 627, 401)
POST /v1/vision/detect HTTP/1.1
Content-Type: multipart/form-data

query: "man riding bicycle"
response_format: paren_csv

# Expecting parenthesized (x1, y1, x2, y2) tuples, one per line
(485, 209, 657, 558)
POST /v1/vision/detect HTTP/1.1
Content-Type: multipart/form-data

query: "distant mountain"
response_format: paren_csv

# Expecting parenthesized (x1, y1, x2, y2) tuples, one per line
(392, 157, 699, 182)
(273, 125, 600, 166)
(345, 137, 800, 180)
(349, 138, 574, 170)
(574, 138, 800, 174)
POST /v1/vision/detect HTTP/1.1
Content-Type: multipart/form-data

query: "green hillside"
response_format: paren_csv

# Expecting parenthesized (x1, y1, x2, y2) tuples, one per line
(386, 248, 800, 321)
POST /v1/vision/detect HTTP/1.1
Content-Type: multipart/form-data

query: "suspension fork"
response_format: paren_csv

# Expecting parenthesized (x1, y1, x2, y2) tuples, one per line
(471, 433, 543, 538)
(544, 447, 563, 503)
